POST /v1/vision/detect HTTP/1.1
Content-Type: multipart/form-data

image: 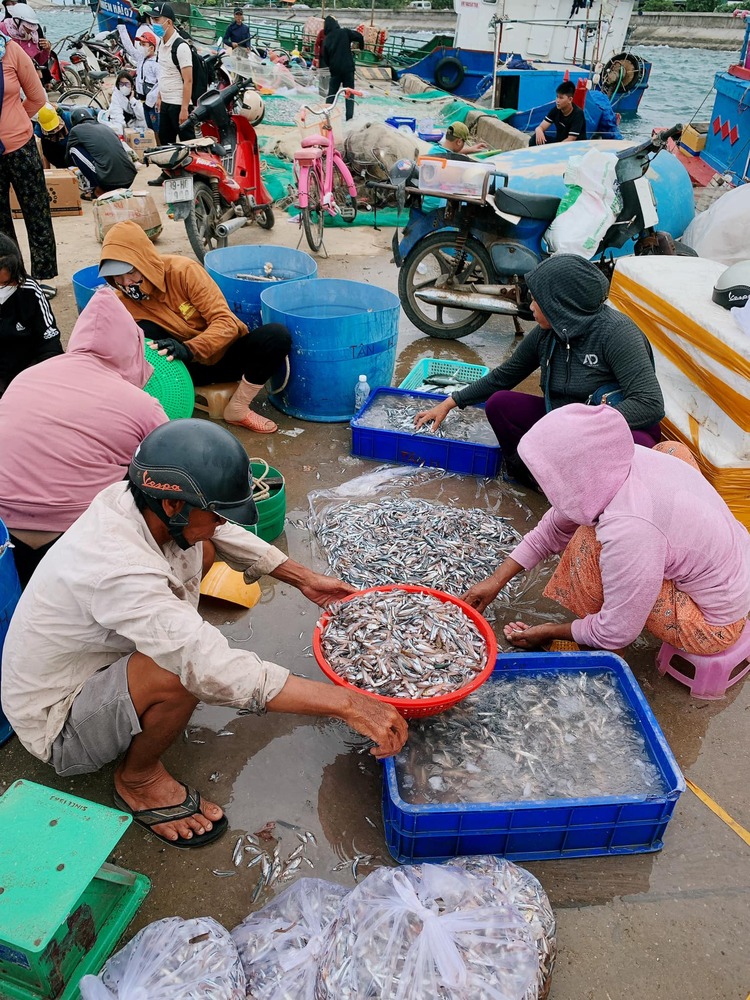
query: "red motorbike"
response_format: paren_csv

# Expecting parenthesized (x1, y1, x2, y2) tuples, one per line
(145, 78, 274, 262)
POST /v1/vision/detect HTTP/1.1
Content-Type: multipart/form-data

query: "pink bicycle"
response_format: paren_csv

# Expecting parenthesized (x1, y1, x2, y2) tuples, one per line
(293, 87, 361, 252)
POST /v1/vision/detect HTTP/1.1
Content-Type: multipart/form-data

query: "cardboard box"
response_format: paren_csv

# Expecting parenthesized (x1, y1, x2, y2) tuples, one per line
(123, 127, 158, 162)
(93, 188, 162, 243)
(678, 122, 708, 157)
(10, 168, 81, 218)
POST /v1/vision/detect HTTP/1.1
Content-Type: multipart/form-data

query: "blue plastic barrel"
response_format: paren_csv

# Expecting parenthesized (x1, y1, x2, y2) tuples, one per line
(205, 245, 318, 331)
(261, 279, 400, 422)
(72, 265, 108, 314)
(0, 520, 21, 746)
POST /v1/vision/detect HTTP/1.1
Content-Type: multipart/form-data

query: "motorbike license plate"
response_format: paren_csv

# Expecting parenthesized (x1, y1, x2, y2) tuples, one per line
(164, 176, 194, 203)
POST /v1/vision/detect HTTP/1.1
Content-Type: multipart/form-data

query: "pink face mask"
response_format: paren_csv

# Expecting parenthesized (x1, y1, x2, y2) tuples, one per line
(15, 19, 38, 42)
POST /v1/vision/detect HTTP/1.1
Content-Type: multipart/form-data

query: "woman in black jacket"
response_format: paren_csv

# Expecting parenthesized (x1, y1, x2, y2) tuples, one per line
(415, 255, 665, 486)
(0, 233, 62, 397)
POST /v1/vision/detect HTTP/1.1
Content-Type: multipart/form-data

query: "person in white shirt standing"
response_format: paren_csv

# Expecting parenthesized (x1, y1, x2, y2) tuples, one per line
(117, 24, 160, 138)
(151, 1, 193, 146)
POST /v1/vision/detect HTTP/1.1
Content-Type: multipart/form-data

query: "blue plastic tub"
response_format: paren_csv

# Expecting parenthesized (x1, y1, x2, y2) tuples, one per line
(351, 387, 501, 477)
(205, 245, 318, 331)
(262, 279, 400, 422)
(382, 652, 685, 863)
(0, 520, 22, 746)
(72, 265, 108, 314)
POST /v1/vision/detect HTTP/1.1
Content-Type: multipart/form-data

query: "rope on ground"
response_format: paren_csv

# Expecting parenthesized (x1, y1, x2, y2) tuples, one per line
(686, 778, 750, 849)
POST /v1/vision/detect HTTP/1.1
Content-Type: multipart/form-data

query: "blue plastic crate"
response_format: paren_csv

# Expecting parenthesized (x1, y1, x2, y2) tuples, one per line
(398, 358, 490, 393)
(351, 387, 501, 478)
(385, 116, 416, 132)
(382, 652, 685, 863)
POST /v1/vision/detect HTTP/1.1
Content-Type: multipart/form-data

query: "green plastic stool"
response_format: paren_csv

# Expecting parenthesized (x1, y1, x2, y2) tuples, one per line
(142, 343, 195, 421)
(0, 780, 150, 1000)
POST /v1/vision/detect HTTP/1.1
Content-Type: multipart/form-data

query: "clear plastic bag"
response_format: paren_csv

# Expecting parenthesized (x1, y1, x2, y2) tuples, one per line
(79, 917, 246, 1000)
(232, 878, 349, 1000)
(306, 465, 546, 619)
(314, 863, 538, 1000)
(452, 857, 556, 1000)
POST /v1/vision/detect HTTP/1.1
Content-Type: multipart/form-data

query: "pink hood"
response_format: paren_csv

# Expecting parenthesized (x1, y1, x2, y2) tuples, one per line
(67, 286, 154, 388)
(0, 287, 166, 533)
(518, 403, 633, 525)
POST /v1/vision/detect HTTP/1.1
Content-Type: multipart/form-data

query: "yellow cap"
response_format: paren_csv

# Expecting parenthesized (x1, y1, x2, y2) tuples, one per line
(38, 105, 63, 133)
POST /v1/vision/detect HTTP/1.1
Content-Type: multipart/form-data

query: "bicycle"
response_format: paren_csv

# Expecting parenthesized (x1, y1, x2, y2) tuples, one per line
(293, 87, 360, 252)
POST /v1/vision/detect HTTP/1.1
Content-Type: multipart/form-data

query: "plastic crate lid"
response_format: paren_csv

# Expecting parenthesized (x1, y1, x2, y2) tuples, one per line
(0, 781, 132, 951)
(142, 343, 195, 420)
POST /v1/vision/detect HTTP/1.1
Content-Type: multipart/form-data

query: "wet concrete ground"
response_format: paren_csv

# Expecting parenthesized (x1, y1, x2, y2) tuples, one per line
(1, 210, 749, 999)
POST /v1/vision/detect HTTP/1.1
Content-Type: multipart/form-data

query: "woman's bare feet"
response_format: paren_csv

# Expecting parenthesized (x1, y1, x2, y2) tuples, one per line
(114, 761, 223, 843)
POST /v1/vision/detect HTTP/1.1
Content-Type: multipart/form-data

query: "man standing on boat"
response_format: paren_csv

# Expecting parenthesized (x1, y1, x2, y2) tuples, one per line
(529, 80, 587, 146)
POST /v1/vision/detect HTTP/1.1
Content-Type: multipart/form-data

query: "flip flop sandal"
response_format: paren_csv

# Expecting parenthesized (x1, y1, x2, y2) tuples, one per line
(225, 410, 278, 434)
(113, 782, 228, 849)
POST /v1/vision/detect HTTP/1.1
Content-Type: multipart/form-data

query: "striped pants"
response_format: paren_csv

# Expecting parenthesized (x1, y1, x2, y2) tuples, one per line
(0, 136, 57, 281)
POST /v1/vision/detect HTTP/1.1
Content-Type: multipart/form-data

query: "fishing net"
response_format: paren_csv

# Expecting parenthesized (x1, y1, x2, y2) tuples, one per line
(232, 879, 349, 1000)
(314, 863, 538, 1000)
(306, 466, 551, 619)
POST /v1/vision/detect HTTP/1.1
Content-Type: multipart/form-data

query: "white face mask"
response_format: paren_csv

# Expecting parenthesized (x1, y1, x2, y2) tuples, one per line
(0, 284, 18, 305)
(118, 82, 132, 95)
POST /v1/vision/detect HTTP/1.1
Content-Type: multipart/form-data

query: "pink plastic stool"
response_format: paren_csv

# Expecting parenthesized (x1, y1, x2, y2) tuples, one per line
(656, 619, 750, 700)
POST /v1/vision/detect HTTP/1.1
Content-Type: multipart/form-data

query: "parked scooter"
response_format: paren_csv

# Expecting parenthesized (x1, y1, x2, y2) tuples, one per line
(385, 124, 694, 339)
(144, 78, 274, 262)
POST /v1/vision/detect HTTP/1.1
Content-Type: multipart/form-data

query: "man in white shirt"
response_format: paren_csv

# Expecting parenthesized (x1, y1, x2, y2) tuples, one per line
(1, 420, 408, 849)
(151, 1, 194, 145)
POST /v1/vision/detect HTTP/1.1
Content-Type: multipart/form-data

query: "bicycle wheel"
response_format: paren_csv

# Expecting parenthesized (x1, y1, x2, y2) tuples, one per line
(57, 88, 108, 111)
(332, 162, 358, 224)
(301, 169, 325, 252)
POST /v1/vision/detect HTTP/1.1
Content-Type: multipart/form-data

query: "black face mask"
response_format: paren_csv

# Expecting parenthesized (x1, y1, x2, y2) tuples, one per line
(120, 282, 147, 301)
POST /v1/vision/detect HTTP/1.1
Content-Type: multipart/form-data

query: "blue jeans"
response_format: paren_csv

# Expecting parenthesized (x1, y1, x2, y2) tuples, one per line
(144, 104, 160, 140)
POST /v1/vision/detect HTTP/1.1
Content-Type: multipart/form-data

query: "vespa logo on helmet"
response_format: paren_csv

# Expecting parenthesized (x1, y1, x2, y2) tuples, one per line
(142, 471, 182, 492)
(728, 291, 749, 303)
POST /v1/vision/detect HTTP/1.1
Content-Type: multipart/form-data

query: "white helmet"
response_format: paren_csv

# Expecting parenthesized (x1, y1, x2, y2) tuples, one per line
(242, 89, 265, 126)
(712, 260, 750, 310)
(10, 2, 39, 23)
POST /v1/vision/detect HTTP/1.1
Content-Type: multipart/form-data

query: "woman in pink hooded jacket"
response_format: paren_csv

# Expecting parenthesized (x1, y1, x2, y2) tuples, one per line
(464, 404, 750, 656)
(0, 286, 167, 584)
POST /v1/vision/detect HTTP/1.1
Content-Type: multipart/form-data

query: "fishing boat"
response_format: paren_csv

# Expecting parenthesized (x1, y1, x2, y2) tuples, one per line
(668, 14, 750, 191)
(398, 0, 650, 121)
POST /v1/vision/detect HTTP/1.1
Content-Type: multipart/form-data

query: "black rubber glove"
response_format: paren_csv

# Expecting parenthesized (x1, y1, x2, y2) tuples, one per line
(148, 337, 193, 363)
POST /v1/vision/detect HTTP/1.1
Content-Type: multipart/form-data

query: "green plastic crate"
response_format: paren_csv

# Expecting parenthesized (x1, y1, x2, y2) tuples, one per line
(0, 781, 150, 1000)
(398, 358, 490, 393)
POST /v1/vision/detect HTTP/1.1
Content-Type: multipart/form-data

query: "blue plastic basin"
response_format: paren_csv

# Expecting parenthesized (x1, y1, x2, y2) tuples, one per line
(0, 519, 22, 747)
(261, 279, 400, 422)
(72, 265, 108, 314)
(205, 245, 318, 331)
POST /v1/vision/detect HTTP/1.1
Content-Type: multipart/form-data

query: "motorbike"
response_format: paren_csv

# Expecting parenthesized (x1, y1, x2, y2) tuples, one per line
(144, 77, 274, 263)
(384, 124, 694, 340)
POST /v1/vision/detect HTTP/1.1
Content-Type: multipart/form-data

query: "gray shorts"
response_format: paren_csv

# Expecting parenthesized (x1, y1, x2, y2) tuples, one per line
(50, 654, 142, 777)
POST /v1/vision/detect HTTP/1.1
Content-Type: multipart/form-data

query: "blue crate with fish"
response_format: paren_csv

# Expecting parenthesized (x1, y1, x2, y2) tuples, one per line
(398, 358, 490, 395)
(351, 387, 501, 477)
(382, 651, 685, 863)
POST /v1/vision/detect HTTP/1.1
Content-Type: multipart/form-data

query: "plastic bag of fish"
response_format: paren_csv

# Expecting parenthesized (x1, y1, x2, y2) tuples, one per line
(313, 863, 539, 1000)
(451, 857, 556, 1000)
(78, 917, 245, 1000)
(232, 878, 348, 1000)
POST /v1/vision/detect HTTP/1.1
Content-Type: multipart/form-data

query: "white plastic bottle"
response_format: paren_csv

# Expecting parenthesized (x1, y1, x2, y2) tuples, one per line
(354, 374, 371, 410)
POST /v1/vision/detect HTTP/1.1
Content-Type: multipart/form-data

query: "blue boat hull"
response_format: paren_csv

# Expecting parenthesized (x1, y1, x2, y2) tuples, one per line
(397, 47, 649, 122)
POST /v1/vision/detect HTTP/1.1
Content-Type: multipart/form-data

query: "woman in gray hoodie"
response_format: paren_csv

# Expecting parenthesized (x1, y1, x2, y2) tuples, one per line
(415, 254, 665, 486)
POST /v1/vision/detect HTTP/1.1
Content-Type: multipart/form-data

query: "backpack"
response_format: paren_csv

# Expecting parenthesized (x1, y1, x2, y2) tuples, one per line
(170, 37, 210, 105)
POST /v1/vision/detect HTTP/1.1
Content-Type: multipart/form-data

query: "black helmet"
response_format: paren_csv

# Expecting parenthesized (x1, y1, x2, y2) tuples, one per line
(129, 419, 258, 549)
(712, 261, 750, 310)
(69, 107, 97, 128)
